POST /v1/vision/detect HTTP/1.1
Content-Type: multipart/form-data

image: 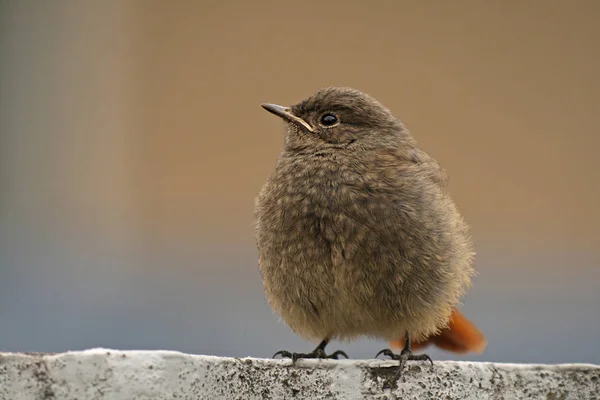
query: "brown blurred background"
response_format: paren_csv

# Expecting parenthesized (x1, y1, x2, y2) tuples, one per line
(1, 1, 599, 363)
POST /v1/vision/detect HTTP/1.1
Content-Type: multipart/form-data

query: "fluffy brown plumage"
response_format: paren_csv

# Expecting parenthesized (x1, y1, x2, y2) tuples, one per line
(254, 87, 480, 358)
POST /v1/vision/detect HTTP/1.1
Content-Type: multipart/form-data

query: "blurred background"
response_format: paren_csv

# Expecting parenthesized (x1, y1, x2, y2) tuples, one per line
(1, 1, 599, 364)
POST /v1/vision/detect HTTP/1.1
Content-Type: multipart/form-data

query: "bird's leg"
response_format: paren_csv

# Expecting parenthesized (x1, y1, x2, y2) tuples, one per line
(273, 338, 348, 363)
(375, 331, 433, 379)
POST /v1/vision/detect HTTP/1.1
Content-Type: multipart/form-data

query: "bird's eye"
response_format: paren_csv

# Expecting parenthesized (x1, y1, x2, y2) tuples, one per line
(320, 113, 339, 127)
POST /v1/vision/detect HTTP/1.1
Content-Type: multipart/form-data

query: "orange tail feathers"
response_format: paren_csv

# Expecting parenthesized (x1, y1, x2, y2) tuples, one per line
(389, 309, 486, 354)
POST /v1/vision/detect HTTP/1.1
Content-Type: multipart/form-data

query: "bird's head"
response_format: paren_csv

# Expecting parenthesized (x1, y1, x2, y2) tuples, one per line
(261, 87, 409, 154)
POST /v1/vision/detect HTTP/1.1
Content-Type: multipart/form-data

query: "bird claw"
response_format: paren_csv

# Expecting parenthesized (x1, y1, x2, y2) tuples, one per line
(375, 348, 434, 380)
(273, 348, 348, 363)
(375, 348, 396, 359)
(273, 350, 293, 359)
(328, 350, 349, 360)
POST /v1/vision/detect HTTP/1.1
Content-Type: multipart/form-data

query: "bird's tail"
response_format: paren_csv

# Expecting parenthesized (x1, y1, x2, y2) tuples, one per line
(389, 308, 486, 354)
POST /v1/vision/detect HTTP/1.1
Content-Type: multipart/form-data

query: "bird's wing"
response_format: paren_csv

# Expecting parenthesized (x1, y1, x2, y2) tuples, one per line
(408, 147, 449, 188)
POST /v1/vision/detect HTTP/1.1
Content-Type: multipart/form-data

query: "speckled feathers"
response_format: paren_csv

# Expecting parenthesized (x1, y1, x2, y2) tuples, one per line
(254, 87, 475, 344)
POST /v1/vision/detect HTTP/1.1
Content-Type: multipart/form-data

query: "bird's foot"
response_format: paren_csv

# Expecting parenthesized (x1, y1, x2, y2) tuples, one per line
(273, 348, 348, 364)
(375, 348, 433, 380)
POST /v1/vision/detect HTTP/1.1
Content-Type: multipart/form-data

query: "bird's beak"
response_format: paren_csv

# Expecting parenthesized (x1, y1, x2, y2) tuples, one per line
(261, 103, 314, 133)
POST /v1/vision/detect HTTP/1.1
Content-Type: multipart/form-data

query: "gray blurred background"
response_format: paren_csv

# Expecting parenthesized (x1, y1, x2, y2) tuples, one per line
(1, 1, 599, 364)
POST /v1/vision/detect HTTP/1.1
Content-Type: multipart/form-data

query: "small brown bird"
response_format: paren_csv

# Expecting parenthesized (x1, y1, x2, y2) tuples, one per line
(254, 87, 485, 375)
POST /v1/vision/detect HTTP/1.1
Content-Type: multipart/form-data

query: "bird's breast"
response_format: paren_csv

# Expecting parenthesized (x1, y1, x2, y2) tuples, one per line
(266, 156, 384, 259)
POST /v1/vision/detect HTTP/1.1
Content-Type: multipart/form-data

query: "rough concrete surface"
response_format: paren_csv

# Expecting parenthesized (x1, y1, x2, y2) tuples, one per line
(0, 348, 598, 399)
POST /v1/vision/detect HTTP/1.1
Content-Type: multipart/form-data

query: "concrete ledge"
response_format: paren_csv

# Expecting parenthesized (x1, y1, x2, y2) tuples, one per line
(0, 349, 598, 399)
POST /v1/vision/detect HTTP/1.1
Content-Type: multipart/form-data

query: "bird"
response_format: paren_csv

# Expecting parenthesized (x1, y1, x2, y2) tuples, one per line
(253, 87, 485, 377)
